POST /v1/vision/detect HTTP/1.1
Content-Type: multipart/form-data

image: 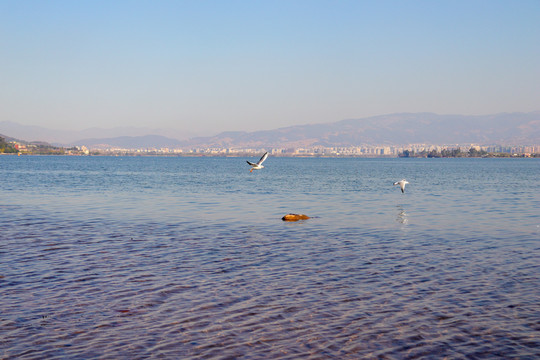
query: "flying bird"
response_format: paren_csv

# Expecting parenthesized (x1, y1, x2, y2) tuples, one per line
(247, 152, 268, 173)
(393, 179, 409, 193)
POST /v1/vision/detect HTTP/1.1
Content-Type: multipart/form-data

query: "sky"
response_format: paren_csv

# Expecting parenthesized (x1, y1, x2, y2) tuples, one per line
(1, 1, 539, 136)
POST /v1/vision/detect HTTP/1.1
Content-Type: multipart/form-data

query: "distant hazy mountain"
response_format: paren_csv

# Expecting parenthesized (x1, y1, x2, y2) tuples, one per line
(0, 132, 50, 146)
(72, 135, 183, 149)
(184, 112, 540, 148)
(0, 133, 17, 143)
(0, 121, 194, 145)
(2, 112, 539, 149)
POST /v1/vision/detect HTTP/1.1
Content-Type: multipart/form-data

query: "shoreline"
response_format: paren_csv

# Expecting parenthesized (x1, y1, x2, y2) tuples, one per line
(2, 152, 538, 158)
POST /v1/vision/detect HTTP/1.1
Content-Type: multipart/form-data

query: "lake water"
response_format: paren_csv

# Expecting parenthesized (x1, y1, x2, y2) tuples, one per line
(1, 155, 539, 359)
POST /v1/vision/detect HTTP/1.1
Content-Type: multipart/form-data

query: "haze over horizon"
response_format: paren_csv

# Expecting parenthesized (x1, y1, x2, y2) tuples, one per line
(1, 1, 539, 135)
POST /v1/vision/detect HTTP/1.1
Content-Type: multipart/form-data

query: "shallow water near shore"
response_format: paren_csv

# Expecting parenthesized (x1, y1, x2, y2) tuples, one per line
(1, 156, 539, 359)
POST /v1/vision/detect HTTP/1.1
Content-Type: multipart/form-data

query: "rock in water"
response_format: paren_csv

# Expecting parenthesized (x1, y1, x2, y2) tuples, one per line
(282, 214, 310, 221)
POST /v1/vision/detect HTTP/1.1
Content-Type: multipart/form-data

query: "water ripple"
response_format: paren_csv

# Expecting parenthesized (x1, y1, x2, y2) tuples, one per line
(1, 157, 539, 359)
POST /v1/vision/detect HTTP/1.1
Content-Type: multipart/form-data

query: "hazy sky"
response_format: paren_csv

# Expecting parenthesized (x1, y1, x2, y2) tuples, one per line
(1, 1, 539, 136)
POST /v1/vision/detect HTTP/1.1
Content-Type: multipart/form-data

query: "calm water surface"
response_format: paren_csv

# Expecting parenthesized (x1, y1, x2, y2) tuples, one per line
(1, 156, 539, 359)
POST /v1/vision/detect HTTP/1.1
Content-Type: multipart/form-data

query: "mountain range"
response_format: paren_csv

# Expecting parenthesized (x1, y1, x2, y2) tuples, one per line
(0, 122, 193, 145)
(1, 112, 539, 149)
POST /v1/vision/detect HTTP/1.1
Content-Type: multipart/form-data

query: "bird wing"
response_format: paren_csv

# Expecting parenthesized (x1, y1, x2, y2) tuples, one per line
(247, 161, 256, 166)
(257, 152, 268, 165)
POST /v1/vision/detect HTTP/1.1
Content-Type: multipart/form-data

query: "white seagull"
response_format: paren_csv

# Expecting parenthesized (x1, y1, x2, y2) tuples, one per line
(393, 179, 409, 193)
(247, 152, 268, 173)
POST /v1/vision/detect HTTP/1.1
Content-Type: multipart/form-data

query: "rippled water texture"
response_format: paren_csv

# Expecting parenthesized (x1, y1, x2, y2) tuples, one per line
(1, 156, 539, 359)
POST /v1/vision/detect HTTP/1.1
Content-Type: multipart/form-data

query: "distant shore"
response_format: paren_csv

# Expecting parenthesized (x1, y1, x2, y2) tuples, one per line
(3, 152, 538, 158)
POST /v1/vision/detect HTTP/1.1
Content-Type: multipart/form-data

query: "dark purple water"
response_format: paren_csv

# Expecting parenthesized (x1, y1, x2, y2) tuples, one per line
(1, 156, 539, 359)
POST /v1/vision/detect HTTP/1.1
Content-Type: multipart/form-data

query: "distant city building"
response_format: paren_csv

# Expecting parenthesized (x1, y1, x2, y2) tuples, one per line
(76, 143, 540, 157)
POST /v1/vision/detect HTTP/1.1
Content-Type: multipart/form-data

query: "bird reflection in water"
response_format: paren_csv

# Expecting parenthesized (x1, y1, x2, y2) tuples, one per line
(396, 205, 409, 224)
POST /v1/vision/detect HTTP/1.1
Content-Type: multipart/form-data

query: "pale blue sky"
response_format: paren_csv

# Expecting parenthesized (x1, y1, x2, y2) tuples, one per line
(1, 0, 539, 135)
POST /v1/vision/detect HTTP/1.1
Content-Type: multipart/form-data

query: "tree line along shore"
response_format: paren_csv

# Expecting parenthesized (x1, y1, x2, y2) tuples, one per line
(398, 148, 539, 158)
